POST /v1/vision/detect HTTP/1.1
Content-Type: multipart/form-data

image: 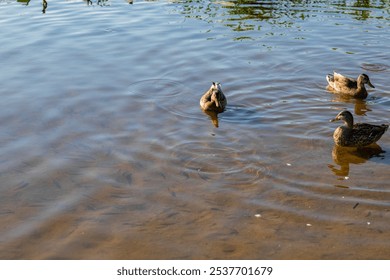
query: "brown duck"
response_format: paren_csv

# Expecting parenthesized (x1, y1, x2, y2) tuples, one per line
(200, 82, 227, 113)
(330, 110, 388, 147)
(326, 72, 375, 99)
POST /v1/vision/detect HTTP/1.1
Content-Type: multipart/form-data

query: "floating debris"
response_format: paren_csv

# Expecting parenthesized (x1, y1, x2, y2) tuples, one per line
(353, 203, 359, 209)
(306, 223, 312, 227)
(286, 163, 292, 166)
(254, 214, 262, 218)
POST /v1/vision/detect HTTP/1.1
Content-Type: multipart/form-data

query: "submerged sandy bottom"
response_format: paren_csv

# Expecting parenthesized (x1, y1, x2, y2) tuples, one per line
(0, 0, 389, 259)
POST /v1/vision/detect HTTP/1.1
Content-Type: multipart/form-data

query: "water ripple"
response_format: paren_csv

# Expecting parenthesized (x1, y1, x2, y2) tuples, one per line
(127, 78, 202, 120)
(128, 79, 189, 99)
(169, 141, 269, 186)
(361, 63, 389, 72)
(1, 0, 390, 259)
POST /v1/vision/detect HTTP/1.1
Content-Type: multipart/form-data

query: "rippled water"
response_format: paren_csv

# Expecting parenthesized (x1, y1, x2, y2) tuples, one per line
(0, 0, 389, 259)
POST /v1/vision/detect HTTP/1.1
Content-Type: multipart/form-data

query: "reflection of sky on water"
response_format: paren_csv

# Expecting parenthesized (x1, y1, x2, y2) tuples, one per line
(1, 0, 389, 259)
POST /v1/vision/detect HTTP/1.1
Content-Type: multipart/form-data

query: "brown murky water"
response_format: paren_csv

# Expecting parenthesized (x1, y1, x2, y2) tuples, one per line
(0, 0, 389, 259)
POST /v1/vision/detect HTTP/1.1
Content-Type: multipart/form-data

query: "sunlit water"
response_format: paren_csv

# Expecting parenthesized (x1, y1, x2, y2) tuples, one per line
(0, 0, 389, 259)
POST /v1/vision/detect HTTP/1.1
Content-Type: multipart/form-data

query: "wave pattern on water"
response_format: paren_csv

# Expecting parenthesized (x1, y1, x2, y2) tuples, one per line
(170, 140, 270, 186)
(0, 0, 389, 259)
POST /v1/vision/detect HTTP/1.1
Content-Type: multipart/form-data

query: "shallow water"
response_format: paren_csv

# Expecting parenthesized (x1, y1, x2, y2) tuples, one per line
(0, 0, 389, 259)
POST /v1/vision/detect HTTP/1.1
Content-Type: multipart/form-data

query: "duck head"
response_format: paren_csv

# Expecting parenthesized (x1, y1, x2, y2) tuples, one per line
(330, 110, 354, 128)
(210, 82, 223, 108)
(211, 82, 222, 92)
(358, 74, 375, 88)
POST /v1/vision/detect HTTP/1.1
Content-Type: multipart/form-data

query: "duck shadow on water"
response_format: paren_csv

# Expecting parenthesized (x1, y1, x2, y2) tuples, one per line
(328, 144, 387, 177)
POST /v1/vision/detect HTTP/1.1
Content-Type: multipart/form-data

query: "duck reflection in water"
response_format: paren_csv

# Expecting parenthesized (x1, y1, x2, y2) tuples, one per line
(328, 144, 386, 177)
(331, 94, 370, 116)
(17, 0, 31, 5)
(200, 82, 227, 128)
(202, 109, 219, 127)
(85, 0, 114, 5)
(42, 0, 47, 13)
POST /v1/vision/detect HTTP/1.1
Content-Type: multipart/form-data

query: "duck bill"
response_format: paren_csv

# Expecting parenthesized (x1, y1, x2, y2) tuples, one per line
(367, 81, 375, 88)
(330, 118, 338, 123)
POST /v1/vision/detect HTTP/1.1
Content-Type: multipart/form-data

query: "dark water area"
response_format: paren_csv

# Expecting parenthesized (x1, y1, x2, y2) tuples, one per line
(0, 0, 389, 259)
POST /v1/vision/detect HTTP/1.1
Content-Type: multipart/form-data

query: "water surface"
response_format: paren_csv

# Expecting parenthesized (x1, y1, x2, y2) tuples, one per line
(0, 0, 389, 259)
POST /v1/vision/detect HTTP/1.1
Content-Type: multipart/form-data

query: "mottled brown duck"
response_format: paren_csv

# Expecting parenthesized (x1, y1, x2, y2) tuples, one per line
(326, 72, 375, 99)
(330, 110, 388, 147)
(200, 82, 227, 113)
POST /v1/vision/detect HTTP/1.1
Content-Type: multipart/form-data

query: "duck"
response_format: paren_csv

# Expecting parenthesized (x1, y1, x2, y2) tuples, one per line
(200, 82, 227, 113)
(326, 72, 375, 99)
(330, 110, 388, 147)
